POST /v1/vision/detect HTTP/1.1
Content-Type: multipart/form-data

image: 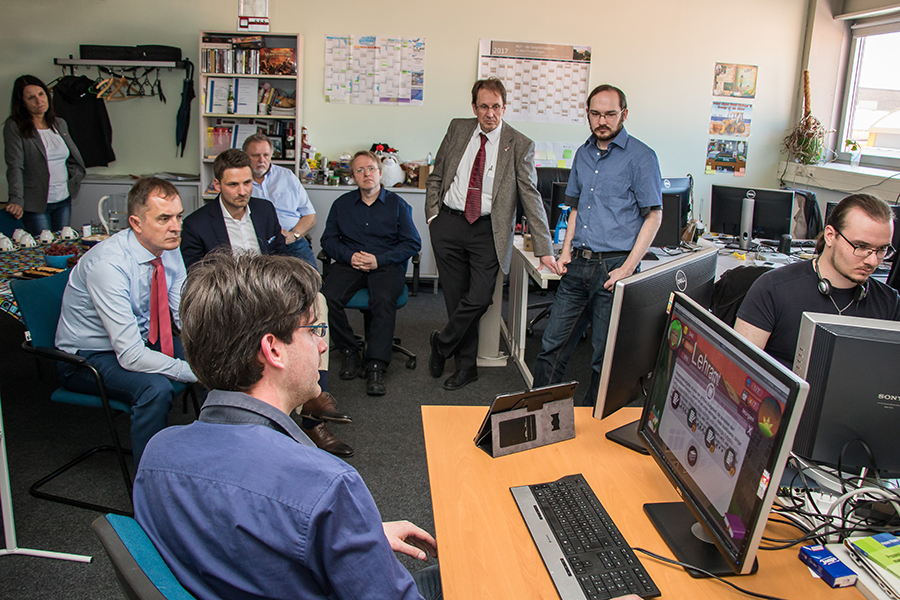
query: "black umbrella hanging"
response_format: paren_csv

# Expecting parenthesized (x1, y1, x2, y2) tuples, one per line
(175, 59, 195, 157)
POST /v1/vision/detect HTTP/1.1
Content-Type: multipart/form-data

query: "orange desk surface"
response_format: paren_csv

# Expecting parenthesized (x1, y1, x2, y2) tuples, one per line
(422, 405, 861, 600)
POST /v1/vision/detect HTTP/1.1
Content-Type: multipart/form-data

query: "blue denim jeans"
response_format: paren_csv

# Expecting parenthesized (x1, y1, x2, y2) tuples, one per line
(21, 196, 72, 236)
(57, 337, 184, 467)
(532, 255, 632, 406)
(284, 236, 318, 270)
(412, 564, 442, 600)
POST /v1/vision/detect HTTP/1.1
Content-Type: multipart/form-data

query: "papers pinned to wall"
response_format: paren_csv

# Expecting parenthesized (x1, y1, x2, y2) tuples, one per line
(534, 142, 579, 169)
(324, 35, 425, 106)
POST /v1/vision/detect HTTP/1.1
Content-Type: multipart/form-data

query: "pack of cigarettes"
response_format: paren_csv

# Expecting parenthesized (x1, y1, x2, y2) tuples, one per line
(799, 544, 858, 588)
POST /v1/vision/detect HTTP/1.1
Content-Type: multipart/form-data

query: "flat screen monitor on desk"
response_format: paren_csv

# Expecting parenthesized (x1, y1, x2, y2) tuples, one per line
(638, 292, 808, 576)
(709, 185, 795, 245)
(792, 313, 900, 477)
(661, 175, 692, 229)
(594, 248, 718, 453)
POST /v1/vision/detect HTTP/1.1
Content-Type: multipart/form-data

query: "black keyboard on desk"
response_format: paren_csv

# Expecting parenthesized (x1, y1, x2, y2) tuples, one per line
(511, 474, 660, 599)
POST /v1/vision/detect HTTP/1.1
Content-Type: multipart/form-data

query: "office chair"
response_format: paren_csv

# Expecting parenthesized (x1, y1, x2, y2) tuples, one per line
(0, 210, 24, 237)
(317, 250, 420, 369)
(92, 514, 196, 600)
(10, 270, 198, 515)
(710, 265, 773, 327)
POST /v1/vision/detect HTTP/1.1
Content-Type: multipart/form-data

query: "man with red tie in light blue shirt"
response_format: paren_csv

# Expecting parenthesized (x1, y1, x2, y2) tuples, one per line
(55, 177, 196, 466)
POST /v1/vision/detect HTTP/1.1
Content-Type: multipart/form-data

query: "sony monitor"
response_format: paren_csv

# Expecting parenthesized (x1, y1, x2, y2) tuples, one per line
(638, 292, 809, 576)
(594, 248, 718, 453)
(709, 185, 795, 245)
(792, 313, 900, 477)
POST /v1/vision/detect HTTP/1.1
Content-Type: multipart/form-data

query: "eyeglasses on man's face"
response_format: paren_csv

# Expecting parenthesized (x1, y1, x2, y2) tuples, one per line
(297, 323, 328, 338)
(475, 103, 504, 113)
(354, 165, 379, 175)
(588, 110, 623, 122)
(835, 229, 896, 261)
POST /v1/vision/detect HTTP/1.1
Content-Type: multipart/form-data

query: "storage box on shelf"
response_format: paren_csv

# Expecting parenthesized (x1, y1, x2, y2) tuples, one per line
(198, 31, 303, 200)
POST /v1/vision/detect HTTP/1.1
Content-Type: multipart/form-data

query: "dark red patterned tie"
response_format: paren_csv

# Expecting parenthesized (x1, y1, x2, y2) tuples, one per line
(148, 257, 174, 357)
(465, 133, 488, 224)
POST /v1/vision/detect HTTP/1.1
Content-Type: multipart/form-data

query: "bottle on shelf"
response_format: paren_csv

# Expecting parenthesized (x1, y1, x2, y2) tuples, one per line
(285, 123, 296, 160)
(227, 83, 235, 115)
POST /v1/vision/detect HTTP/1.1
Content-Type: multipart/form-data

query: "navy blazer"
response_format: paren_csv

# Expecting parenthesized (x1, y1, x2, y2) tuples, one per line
(180, 196, 286, 269)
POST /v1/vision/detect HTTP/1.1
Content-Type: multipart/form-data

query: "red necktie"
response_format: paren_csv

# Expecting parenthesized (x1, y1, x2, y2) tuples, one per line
(465, 133, 488, 224)
(148, 257, 174, 357)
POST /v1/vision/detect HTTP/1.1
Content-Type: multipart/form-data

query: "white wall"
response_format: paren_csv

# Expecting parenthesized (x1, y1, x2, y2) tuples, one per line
(1, 0, 809, 221)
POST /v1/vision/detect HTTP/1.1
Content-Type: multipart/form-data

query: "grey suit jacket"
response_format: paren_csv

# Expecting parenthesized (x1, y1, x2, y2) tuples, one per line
(425, 118, 552, 274)
(4, 117, 86, 212)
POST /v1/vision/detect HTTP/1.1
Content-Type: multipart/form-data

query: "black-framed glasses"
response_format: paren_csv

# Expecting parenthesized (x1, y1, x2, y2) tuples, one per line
(298, 323, 328, 338)
(588, 109, 623, 121)
(835, 229, 895, 260)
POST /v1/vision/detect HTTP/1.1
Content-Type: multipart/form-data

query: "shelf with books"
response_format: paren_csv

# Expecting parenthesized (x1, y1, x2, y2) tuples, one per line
(198, 30, 303, 200)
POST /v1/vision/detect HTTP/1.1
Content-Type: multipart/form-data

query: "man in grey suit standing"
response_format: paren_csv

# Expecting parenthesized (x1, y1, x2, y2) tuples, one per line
(426, 78, 556, 390)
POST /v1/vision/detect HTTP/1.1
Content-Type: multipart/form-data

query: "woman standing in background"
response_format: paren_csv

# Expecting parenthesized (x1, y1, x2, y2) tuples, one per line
(4, 75, 85, 234)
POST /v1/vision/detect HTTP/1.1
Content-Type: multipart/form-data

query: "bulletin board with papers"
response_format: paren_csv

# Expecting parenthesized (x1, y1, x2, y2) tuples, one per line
(324, 35, 426, 105)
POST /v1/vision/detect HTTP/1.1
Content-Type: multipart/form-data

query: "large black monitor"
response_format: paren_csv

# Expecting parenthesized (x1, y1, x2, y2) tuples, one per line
(661, 175, 692, 230)
(652, 194, 683, 249)
(792, 313, 900, 477)
(638, 292, 809, 576)
(709, 185, 795, 245)
(594, 248, 718, 452)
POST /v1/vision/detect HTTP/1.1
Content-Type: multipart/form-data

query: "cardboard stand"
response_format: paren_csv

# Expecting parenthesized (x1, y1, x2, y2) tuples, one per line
(474, 382, 577, 458)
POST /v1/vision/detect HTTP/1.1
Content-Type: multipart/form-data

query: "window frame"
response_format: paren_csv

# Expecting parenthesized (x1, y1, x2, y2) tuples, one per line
(837, 18, 900, 170)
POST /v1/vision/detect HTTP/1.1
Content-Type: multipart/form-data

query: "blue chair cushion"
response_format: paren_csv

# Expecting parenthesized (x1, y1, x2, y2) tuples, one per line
(345, 285, 409, 311)
(105, 514, 196, 600)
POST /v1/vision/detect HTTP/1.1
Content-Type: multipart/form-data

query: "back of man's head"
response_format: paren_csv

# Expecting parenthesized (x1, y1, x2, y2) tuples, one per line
(214, 148, 252, 181)
(127, 177, 179, 222)
(816, 193, 893, 254)
(180, 251, 321, 391)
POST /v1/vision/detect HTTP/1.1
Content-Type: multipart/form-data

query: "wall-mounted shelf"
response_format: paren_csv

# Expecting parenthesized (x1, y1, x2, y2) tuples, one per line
(54, 58, 186, 69)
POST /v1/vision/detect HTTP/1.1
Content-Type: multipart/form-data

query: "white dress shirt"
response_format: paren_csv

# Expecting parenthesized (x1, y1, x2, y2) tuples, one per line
(55, 229, 196, 383)
(442, 121, 503, 216)
(220, 200, 261, 256)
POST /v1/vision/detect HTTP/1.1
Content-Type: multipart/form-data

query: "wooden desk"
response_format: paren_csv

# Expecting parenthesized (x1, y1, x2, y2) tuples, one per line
(422, 406, 861, 600)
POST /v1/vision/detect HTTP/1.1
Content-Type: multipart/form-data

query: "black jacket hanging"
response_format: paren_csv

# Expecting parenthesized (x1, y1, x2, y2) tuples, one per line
(53, 75, 116, 168)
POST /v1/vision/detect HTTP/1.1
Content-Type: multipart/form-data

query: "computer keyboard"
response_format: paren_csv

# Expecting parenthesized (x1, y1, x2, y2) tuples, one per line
(511, 474, 660, 599)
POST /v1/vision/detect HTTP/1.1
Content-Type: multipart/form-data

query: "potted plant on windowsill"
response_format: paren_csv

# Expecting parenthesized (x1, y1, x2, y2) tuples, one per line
(845, 140, 862, 167)
(783, 70, 827, 165)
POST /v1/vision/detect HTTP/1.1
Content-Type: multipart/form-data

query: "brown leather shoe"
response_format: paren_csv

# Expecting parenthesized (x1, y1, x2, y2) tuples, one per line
(300, 391, 352, 424)
(303, 422, 354, 457)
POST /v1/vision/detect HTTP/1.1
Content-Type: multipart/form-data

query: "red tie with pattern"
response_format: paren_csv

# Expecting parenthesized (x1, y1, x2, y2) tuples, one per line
(148, 257, 174, 357)
(465, 133, 488, 224)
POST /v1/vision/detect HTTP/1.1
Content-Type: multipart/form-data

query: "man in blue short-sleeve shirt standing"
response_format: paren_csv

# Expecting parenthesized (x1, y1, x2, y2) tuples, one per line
(533, 84, 662, 405)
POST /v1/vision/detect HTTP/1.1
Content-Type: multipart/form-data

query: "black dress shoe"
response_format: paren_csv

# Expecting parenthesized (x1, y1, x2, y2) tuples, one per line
(303, 422, 354, 457)
(366, 370, 386, 396)
(300, 391, 352, 424)
(339, 349, 361, 380)
(442, 369, 478, 391)
(429, 331, 446, 378)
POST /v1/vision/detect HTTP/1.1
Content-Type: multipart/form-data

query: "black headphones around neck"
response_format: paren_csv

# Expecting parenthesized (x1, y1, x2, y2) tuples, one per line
(814, 257, 868, 301)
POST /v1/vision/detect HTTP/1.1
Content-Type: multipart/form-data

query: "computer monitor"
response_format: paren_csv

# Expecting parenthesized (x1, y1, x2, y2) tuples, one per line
(638, 292, 809, 576)
(661, 175, 693, 229)
(792, 313, 900, 477)
(594, 248, 718, 452)
(652, 194, 683, 249)
(709, 185, 795, 244)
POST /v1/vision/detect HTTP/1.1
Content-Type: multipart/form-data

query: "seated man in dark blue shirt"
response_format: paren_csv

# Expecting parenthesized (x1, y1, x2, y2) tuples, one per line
(134, 252, 440, 600)
(321, 151, 421, 396)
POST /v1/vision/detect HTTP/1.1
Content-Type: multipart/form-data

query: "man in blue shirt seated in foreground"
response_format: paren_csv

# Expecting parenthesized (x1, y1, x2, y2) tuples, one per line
(133, 252, 440, 600)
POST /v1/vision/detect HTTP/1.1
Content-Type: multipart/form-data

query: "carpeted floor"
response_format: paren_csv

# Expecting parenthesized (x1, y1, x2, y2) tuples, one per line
(0, 282, 594, 599)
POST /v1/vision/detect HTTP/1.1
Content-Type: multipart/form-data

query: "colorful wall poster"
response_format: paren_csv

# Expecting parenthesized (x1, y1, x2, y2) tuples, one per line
(324, 35, 425, 105)
(709, 101, 753, 137)
(706, 138, 748, 177)
(713, 63, 758, 99)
